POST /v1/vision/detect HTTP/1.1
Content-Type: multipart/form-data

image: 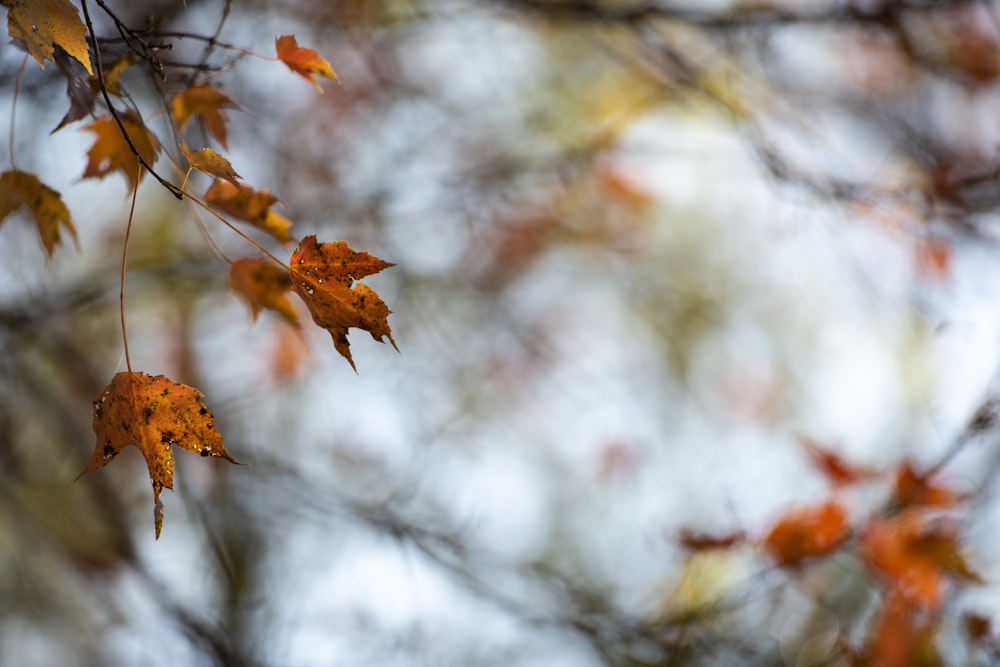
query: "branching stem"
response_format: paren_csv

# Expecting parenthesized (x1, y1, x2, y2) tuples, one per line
(80, 0, 183, 199)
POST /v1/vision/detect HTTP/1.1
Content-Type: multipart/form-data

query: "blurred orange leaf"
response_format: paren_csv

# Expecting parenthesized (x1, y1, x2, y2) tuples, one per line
(289, 235, 396, 371)
(172, 85, 238, 149)
(79, 372, 236, 539)
(0, 169, 77, 256)
(6, 0, 93, 74)
(864, 592, 942, 667)
(893, 461, 964, 509)
(82, 112, 161, 192)
(276, 35, 338, 92)
(860, 510, 981, 610)
(763, 500, 850, 567)
(229, 258, 299, 327)
(204, 179, 292, 244)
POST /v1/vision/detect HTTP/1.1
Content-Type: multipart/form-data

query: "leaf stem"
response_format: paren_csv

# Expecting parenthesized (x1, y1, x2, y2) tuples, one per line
(120, 165, 141, 374)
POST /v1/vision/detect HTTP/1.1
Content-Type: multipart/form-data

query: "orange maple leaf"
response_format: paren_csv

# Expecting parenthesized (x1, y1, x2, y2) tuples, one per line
(275, 35, 338, 92)
(82, 112, 161, 192)
(763, 500, 851, 567)
(0, 169, 77, 256)
(172, 85, 239, 149)
(289, 235, 396, 371)
(229, 258, 299, 327)
(6, 0, 93, 75)
(181, 144, 241, 186)
(80, 372, 236, 539)
(204, 180, 292, 244)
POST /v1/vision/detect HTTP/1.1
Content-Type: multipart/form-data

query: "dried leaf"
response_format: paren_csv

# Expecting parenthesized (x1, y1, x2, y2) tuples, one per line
(6, 0, 93, 75)
(172, 85, 238, 149)
(289, 235, 396, 371)
(181, 144, 241, 185)
(0, 169, 77, 256)
(229, 258, 299, 327)
(204, 180, 292, 244)
(763, 500, 850, 567)
(275, 34, 338, 92)
(82, 112, 161, 192)
(80, 372, 235, 539)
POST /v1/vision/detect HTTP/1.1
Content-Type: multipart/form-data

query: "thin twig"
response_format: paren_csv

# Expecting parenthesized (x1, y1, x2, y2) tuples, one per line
(80, 0, 183, 199)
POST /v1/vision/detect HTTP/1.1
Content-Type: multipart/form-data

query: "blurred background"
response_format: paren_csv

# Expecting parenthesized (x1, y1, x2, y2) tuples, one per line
(4, 1, 1000, 665)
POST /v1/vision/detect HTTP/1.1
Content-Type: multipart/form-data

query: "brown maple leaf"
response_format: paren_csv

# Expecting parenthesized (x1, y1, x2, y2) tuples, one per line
(289, 235, 396, 371)
(204, 179, 292, 244)
(80, 372, 236, 539)
(275, 35, 338, 92)
(229, 258, 299, 327)
(0, 169, 77, 256)
(172, 85, 238, 149)
(6, 0, 93, 75)
(82, 112, 161, 192)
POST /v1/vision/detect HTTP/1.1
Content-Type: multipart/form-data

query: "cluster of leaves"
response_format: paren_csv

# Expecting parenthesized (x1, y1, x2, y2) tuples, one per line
(677, 437, 990, 666)
(0, 0, 396, 538)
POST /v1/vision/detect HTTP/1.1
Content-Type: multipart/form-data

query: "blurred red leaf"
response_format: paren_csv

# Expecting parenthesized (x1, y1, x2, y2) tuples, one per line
(800, 436, 878, 487)
(914, 237, 951, 282)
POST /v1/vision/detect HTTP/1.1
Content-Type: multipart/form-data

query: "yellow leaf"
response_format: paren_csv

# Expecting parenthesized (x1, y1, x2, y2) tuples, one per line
(0, 169, 77, 256)
(91, 53, 134, 96)
(6, 0, 93, 74)
(181, 143, 241, 186)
